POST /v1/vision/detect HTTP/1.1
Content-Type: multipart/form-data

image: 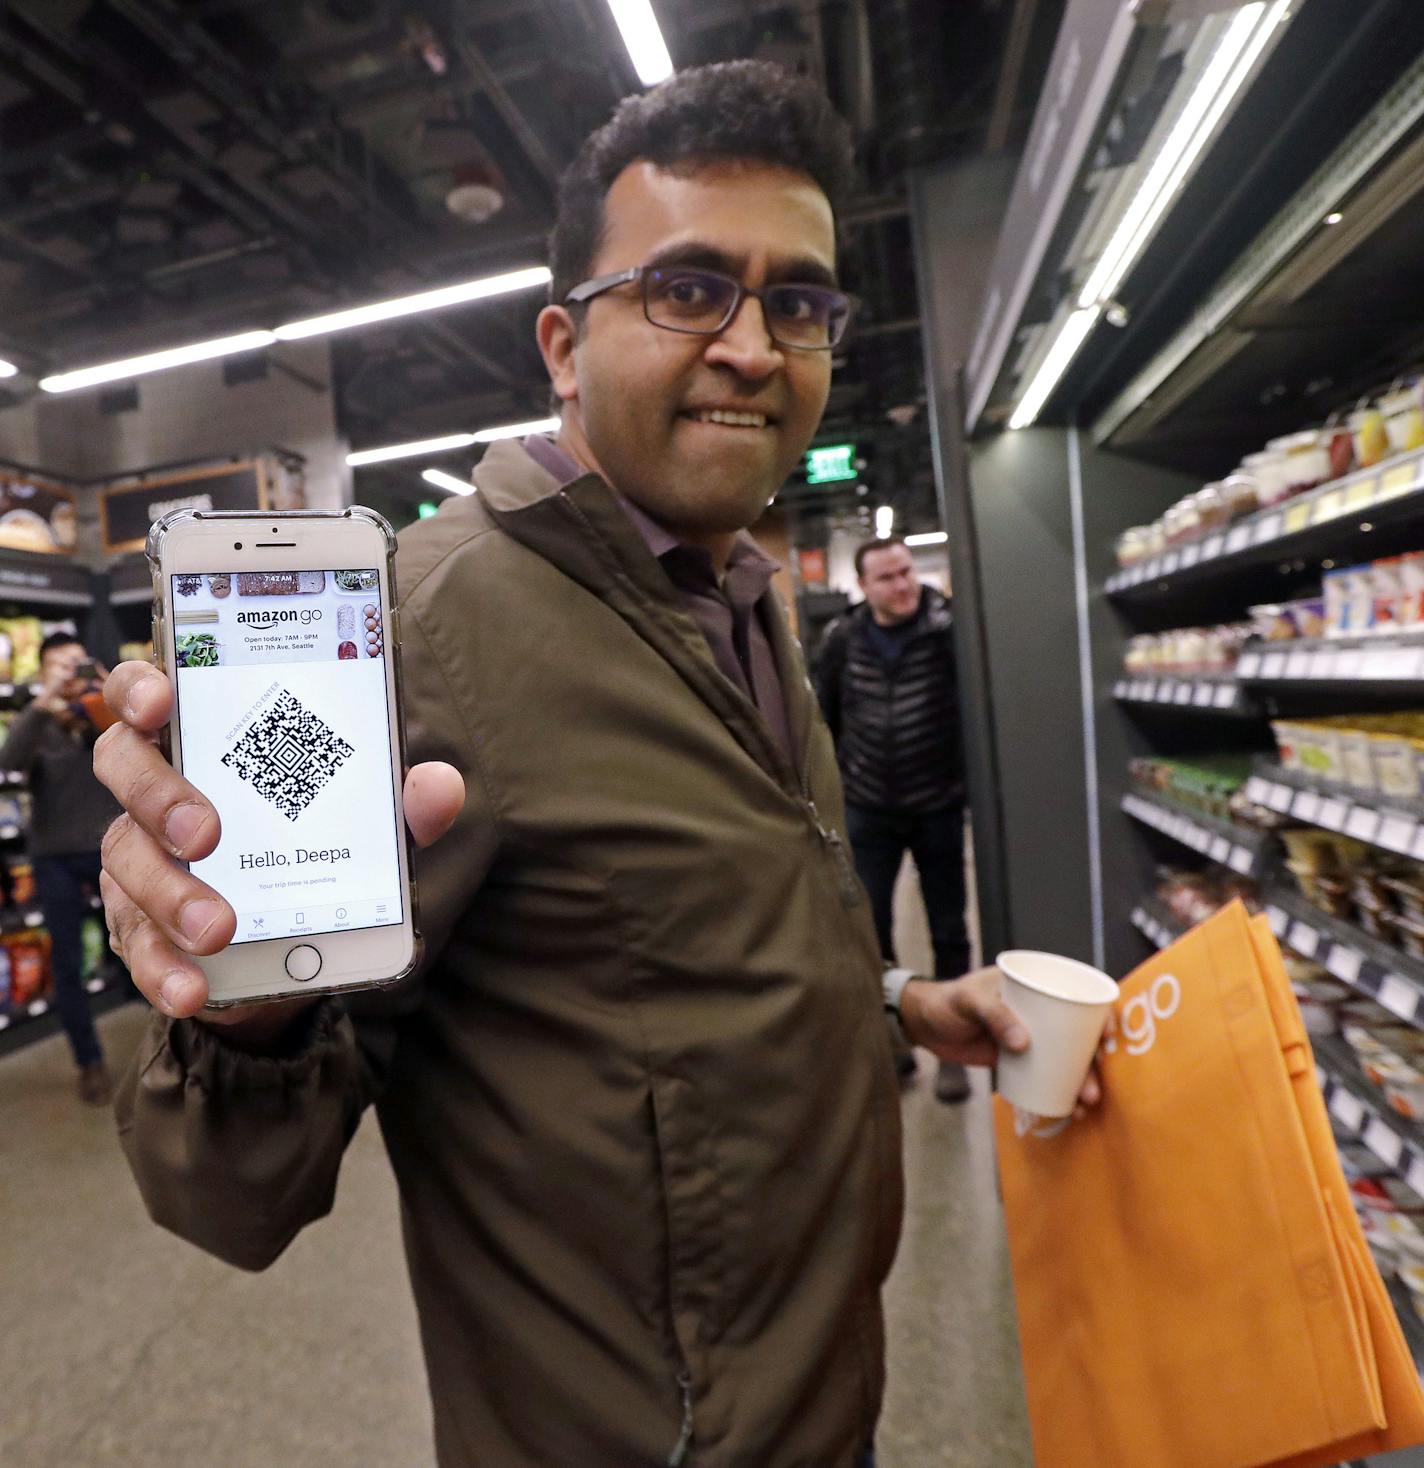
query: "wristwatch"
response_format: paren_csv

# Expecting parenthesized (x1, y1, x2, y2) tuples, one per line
(882, 967, 916, 1016)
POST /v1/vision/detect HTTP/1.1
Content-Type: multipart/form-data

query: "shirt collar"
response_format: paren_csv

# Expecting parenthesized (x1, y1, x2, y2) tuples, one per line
(519, 433, 780, 579)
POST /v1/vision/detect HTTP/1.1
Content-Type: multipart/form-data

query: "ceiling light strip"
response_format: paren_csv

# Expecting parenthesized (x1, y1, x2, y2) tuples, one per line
(905, 531, 949, 547)
(348, 417, 561, 467)
(1078, 2, 1286, 310)
(1007, 307, 1101, 431)
(0, 359, 17, 379)
(37, 265, 550, 394)
(605, 0, 674, 87)
(39, 330, 279, 394)
(1009, 0, 1291, 430)
(422, 468, 476, 497)
(347, 432, 480, 467)
(274, 266, 551, 342)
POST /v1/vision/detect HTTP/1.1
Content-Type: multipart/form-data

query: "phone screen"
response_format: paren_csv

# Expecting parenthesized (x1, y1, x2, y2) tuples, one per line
(169, 568, 403, 946)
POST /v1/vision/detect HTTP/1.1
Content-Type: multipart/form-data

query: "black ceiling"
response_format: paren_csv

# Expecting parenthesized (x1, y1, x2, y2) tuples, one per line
(0, 0, 1063, 516)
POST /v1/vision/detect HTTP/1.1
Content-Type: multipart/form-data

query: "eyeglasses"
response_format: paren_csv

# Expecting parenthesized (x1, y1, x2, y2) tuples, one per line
(564, 265, 857, 350)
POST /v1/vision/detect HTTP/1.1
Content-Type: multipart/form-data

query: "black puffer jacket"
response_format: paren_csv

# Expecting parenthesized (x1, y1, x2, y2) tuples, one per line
(814, 586, 964, 813)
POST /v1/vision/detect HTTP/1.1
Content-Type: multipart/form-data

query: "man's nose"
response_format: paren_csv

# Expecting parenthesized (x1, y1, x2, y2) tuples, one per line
(704, 296, 784, 380)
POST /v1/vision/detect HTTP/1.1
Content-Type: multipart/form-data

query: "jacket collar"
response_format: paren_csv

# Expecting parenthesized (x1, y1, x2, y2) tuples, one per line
(471, 438, 809, 795)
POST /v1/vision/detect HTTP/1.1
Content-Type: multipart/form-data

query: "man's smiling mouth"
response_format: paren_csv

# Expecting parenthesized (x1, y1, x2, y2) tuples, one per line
(680, 408, 776, 429)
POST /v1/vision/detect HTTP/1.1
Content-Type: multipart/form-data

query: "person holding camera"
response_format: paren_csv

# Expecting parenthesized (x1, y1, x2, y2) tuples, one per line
(0, 632, 119, 1104)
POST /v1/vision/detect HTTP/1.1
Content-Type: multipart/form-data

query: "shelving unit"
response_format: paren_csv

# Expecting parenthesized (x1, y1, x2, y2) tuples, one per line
(1112, 676, 1251, 715)
(1247, 765, 1424, 860)
(1120, 789, 1267, 876)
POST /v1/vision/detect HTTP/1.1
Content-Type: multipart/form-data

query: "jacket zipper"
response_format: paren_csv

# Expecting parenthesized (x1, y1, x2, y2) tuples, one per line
(802, 781, 861, 908)
(667, 1370, 694, 1466)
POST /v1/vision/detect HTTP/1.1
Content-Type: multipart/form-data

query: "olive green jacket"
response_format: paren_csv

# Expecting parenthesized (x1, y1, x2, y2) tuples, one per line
(116, 439, 904, 1466)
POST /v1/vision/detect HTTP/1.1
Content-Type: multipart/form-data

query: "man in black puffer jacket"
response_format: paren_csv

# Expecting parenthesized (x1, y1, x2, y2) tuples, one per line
(815, 536, 971, 1102)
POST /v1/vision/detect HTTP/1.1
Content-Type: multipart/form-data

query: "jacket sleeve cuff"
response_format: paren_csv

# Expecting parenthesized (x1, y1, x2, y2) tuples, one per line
(162, 998, 350, 1093)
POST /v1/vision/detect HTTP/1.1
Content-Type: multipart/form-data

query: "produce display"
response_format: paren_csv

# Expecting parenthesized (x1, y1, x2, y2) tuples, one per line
(1113, 377, 1424, 569)
(1271, 713, 1424, 798)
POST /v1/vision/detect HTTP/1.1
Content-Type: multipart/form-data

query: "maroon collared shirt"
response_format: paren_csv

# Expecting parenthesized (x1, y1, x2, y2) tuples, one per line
(522, 436, 794, 764)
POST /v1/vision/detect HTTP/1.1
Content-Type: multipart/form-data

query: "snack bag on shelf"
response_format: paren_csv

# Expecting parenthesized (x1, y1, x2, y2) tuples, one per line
(1353, 401, 1392, 469)
(7, 931, 48, 1005)
(1397, 553, 1424, 629)
(1372, 558, 1407, 634)
(80, 915, 105, 981)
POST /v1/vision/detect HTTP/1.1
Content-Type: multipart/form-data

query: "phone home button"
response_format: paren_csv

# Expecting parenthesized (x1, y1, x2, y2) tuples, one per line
(285, 944, 322, 983)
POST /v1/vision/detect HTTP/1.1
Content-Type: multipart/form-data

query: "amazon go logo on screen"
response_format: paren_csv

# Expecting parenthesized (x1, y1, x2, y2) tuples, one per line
(1101, 973, 1182, 1059)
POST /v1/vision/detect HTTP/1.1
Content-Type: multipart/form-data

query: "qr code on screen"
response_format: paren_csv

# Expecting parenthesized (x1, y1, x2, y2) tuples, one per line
(221, 689, 354, 821)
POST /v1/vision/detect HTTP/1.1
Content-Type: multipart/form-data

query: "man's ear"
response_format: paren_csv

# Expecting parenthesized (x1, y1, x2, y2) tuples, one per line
(537, 305, 579, 405)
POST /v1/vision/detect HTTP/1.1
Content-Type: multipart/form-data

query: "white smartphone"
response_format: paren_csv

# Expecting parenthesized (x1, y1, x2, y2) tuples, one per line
(147, 507, 419, 1007)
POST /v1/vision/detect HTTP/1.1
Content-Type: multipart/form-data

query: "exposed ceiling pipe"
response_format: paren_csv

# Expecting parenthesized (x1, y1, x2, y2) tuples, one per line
(872, 0, 957, 173)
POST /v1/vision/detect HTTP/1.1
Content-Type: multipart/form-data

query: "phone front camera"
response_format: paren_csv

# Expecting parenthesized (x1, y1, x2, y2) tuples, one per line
(234, 541, 243, 550)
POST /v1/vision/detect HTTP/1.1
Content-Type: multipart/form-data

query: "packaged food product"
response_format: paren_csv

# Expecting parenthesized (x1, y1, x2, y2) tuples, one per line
(0, 629, 13, 684)
(1381, 380, 1424, 455)
(1338, 727, 1378, 792)
(1352, 401, 1391, 469)
(7, 931, 48, 1004)
(1398, 552, 1424, 628)
(1269, 429, 1331, 495)
(1271, 720, 1304, 769)
(1383, 872, 1424, 922)
(1296, 723, 1347, 783)
(1289, 597, 1326, 639)
(80, 915, 104, 981)
(1191, 483, 1232, 530)
(1248, 603, 1297, 641)
(1372, 557, 1407, 634)
(1322, 565, 1375, 638)
(0, 940, 10, 1011)
(1370, 733, 1421, 800)
(1242, 448, 1291, 507)
(1219, 473, 1260, 520)
(1325, 417, 1356, 480)
(1389, 909, 1424, 961)
(1323, 568, 1352, 638)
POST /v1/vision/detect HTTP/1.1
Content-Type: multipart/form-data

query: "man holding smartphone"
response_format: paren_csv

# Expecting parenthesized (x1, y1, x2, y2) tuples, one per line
(95, 62, 1098, 1466)
(2, 634, 118, 1104)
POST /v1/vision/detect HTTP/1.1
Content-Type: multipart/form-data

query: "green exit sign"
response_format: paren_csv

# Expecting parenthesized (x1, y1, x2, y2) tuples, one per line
(417, 501, 439, 519)
(805, 443, 857, 484)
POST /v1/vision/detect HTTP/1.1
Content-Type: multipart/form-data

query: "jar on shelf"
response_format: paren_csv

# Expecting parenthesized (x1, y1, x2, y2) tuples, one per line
(1115, 526, 1151, 567)
(1351, 397, 1391, 469)
(1192, 482, 1232, 530)
(1219, 472, 1260, 520)
(1381, 378, 1424, 455)
(1242, 447, 1291, 506)
(1268, 429, 1331, 496)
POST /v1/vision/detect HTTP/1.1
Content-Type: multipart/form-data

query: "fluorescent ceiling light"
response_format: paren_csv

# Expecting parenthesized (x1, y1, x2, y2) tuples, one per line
(39, 330, 277, 394)
(37, 264, 549, 394)
(472, 416, 560, 443)
(1009, 0, 1291, 431)
(0, 359, 17, 379)
(1078, 1, 1290, 312)
(274, 265, 551, 341)
(1324, 211, 1344, 225)
(875, 505, 894, 538)
(606, 0, 674, 86)
(1008, 307, 1101, 430)
(347, 432, 479, 467)
(422, 467, 475, 497)
(905, 531, 949, 547)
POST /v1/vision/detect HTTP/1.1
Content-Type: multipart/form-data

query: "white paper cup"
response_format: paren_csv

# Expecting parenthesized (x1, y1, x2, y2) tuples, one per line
(995, 950, 1119, 1119)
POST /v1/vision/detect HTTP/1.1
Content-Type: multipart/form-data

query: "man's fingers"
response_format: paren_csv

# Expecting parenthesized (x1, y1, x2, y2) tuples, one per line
(101, 870, 210, 1018)
(977, 997, 1030, 1054)
(404, 761, 465, 849)
(94, 721, 220, 861)
(101, 815, 235, 956)
(103, 661, 173, 733)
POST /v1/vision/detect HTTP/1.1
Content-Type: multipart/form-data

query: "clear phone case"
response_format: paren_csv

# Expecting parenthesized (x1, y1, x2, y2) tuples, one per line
(146, 506, 423, 1006)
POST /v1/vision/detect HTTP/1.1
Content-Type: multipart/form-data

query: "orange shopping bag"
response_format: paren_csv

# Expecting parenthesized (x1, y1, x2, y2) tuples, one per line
(994, 901, 1424, 1468)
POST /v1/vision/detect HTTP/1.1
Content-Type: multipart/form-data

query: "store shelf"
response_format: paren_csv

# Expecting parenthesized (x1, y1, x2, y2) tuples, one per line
(1237, 635, 1424, 691)
(1130, 898, 1186, 951)
(1121, 790, 1270, 876)
(0, 973, 129, 1057)
(1265, 887, 1424, 1028)
(1316, 1037, 1424, 1204)
(1246, 764, 1424, 860)
(1105, 447, 1424, 601)
(1113, 676, 1251, 715)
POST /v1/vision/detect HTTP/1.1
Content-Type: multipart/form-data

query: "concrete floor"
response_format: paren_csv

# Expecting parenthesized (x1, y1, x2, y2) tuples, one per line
(4, 849, 1422, 1465)
(0, 846, 1040, 1468)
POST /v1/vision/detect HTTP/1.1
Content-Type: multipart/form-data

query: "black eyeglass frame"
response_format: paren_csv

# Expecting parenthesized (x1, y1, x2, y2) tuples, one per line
(563, 265, 859, 351)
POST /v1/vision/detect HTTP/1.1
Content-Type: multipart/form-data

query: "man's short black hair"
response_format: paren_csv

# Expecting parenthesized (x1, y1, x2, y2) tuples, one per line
(548, 60, 856, 310)
(855, 538, 908, 578)
(39, 631, 83, 660)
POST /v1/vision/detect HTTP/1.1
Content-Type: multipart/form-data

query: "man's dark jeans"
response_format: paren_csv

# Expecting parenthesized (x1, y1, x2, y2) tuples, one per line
(844, 804, 970, 979)
(32, 850, 104, 1068)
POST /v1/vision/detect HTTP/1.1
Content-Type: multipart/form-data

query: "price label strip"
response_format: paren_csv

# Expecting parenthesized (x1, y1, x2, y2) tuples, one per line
(1201, 534, 1225, 560)
(1225, 524, 1252, 554)
(1329, 1085, 1366, 1132)
(1293, 789, 1322, 823)
(1346, 476, 1378, 511)
(1314, 488, 1347, 523)
(1284, 501, 1314, 535)
(1318, 797, 1350, 831)
(1364, 1116, 1404, 1171)
(1325, 944, 1363, 986)
(1378, 813, 1419, 855)
(1345, 806, 1382, 843)
(1237, 651, 1262, 678)
(1289, 921, 1320, 958)
(1378, 460, 1421, 502)
(1213, 683, 1237, 709)
(1253, 513, 1284, 545)
(1378, 974, 1422, 1024)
